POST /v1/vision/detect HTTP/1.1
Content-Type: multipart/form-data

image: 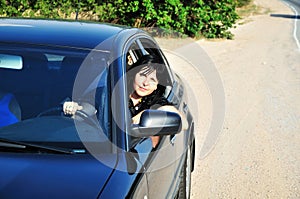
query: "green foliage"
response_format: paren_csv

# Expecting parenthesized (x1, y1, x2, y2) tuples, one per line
(0, 0, 243, 39)
(1, 0, 31, 17)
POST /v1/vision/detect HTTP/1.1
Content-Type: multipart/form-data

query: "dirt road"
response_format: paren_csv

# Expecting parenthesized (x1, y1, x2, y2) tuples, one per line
(158, 0, 300, 198)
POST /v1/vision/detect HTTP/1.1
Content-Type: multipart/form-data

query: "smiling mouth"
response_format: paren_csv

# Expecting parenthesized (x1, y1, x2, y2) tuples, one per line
(138, 87, 148, 92)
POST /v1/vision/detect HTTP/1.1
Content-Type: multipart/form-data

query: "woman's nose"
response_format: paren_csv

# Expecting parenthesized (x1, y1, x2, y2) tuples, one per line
(142, 77, 150, 86)
(142, 80, 149, 86)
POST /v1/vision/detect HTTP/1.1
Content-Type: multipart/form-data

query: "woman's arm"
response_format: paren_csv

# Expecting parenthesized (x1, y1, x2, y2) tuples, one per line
(131, 106, 188, 130)
(131, 105, 188, 148)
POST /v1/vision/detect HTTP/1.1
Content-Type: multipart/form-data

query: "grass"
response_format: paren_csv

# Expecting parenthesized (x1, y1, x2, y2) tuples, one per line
(236, 0, 272, 25)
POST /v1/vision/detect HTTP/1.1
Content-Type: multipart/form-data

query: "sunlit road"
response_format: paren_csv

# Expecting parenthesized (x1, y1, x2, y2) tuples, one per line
(283, 0, 300, 50)
(159, 0, 300, 197)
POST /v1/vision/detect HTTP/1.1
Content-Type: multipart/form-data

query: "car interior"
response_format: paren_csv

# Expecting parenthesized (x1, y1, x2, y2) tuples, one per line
(0, 49, 109, 131)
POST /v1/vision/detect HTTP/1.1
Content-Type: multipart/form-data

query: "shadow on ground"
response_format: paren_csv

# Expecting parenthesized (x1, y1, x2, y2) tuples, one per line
(270, 13, 300, 19)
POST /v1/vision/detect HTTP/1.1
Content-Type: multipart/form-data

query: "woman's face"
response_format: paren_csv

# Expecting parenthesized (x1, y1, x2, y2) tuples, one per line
(133, 66, 158, 97)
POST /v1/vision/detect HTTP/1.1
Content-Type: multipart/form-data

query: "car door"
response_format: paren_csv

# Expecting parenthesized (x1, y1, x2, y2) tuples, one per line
(124, 37, 179, 198)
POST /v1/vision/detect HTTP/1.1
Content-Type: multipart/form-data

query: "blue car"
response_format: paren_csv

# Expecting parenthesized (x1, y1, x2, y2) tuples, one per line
(0, 18, 195, 199)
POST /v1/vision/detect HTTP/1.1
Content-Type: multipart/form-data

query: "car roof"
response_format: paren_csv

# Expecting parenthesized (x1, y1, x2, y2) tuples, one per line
(0, 18, 130, 51)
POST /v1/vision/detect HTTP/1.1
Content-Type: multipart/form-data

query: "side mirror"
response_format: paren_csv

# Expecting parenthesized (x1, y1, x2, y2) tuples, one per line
(130, 109, 182, 137)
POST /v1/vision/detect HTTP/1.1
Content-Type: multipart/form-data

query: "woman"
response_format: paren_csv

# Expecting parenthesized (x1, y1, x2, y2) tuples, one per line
(127, 54, 185, 148)
(63, 54, 187, 148)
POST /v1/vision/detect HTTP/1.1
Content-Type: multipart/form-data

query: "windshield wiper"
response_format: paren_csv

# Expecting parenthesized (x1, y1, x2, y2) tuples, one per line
(0, 138, 74, 154)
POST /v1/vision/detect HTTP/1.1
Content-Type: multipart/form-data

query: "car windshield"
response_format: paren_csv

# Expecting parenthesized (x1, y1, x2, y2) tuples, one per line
(0, 44, 111, 153)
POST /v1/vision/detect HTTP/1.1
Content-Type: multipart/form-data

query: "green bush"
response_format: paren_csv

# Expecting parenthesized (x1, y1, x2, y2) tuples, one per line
(0, 0, 241, 39)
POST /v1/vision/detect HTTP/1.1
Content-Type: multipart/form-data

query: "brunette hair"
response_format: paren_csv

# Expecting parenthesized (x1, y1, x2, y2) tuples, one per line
(127, 54, 166, 84)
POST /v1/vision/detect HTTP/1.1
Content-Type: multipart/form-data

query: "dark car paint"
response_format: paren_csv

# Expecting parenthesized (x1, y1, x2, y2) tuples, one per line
(0, 153, 117, 199)
(0, 18, 195, 199)
(0, 151, 155, 199)
(0, 18, 124, 51)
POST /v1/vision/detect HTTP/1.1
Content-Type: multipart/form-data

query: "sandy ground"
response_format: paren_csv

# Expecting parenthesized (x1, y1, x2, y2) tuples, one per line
(157, 0, 300, 198)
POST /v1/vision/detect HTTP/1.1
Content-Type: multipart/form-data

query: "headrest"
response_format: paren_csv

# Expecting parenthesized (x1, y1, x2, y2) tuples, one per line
(23, 53, 48, 71)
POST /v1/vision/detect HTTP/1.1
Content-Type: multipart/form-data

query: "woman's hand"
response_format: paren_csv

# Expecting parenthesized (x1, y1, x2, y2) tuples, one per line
(63, 101, 83, 116)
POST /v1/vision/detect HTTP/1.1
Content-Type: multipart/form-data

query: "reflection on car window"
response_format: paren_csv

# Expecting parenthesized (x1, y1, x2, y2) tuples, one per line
(45, 53, 64, 70)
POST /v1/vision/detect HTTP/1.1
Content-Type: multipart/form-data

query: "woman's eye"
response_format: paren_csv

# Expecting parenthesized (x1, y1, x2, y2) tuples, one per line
(149, 79, 157, 85)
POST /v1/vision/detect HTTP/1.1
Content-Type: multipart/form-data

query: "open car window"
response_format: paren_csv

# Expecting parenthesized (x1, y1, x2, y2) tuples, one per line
(124, 37, 175, 149)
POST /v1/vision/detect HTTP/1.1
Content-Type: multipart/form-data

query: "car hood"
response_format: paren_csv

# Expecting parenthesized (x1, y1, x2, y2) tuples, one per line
(0, 153, 117, 199)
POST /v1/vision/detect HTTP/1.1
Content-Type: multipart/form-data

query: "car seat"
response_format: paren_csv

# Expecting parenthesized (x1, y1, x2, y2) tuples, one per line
(58, 56, 85, 100)
(18, 53, 49, 119)
(0, 52, 49, 119)
(0, 91, 21, 127)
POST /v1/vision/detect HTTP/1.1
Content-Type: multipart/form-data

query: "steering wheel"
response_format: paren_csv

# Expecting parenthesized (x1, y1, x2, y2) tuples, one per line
(37, 106, 99, 127)
(37, 106, 63, 117)
(74, 109, 100, 127)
